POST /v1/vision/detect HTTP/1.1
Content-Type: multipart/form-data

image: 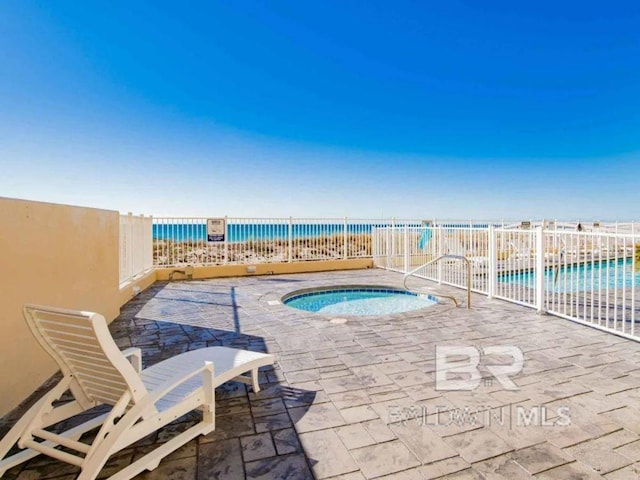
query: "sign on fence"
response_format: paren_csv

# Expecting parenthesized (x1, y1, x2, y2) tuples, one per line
(207, 218, 226, 242)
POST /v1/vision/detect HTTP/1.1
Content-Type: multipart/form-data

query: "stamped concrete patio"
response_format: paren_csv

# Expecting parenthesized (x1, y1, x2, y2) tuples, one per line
(5, 268, 640, 479)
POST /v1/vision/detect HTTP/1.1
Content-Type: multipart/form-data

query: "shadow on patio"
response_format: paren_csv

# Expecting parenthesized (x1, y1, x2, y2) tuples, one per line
(2, 282, 321, 479)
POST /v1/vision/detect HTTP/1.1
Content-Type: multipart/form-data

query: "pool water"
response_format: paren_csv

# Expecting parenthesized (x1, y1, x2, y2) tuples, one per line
(284, 288, 437, 315)
(502, 258, 640, 292)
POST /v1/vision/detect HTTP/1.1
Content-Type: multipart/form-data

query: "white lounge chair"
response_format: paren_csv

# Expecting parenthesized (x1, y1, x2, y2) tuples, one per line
(508, 239, 532, 260)
(0, 304, 275, 480)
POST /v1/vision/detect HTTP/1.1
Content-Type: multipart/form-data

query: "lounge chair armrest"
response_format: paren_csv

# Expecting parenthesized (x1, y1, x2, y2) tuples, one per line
(122, 347, 142, 373)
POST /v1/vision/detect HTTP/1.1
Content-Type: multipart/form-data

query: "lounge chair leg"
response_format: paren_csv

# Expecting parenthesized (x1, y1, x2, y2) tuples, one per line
(0, 411, 106, 477)
(77, 459, 107, 480)
(105, 422, 213, 480)
(235, 369, 262, 392)
(0, 395, 49, 472)
(0, 377, 79, 475)
(251, 368, 260, 393)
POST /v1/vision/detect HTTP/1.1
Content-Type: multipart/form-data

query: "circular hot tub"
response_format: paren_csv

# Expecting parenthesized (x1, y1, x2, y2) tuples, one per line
(282, 286, 437, 316)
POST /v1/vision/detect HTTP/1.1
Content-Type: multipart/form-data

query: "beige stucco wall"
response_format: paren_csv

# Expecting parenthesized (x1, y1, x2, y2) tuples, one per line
(155, 258, 373, 280)
(118, 269, 157, 306)
(0, 197, 121, 417)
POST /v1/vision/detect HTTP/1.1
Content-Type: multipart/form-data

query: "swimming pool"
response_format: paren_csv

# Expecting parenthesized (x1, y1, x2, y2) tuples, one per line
(502, 258, 640, 292)
(283, 287, 437, 316)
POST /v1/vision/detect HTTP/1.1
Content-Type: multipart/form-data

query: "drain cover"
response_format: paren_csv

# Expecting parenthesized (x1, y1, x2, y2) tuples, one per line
(330, 318, 348, 324)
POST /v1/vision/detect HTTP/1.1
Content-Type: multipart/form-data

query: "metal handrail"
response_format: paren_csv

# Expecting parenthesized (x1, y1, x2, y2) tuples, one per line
(402, 254, 472, 309)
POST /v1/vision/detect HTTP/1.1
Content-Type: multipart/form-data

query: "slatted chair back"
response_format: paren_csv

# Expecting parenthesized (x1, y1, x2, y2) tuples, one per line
(23, 304, 148, 408)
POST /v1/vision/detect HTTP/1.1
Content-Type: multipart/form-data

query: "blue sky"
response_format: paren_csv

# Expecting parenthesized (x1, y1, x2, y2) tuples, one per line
(1, 1, 639, 219)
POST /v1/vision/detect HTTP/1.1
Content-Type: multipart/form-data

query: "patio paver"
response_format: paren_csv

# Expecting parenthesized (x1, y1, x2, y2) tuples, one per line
(3, 268, 640, 479)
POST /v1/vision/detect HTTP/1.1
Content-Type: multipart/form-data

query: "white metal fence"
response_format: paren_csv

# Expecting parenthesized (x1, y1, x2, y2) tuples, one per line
(151, 217, 422, 267)
(543, 230, 638, 339)
(119, 214, 153, 286)
(372, 226, 491, 294)
(145, 217, 639, 269)
(117, 214, 640, 341)
(374, 226, 640, 341)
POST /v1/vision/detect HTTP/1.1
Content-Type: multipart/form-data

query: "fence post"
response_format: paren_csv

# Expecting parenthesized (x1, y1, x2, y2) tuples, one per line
(403, 225, 409, 272)
(386, 227, 391, 269)
(224, 215, 228, 265)
(488, 225, 496, 298)
(343, 216, 348, 260)
(535, 226, 545, 313)
(126, 212, 133, 282)
(391, 217, 396, 265)
(372, 226, 376, 264)
(136, 214, 143, 275)
(288, 217, 293, 262)
(437, 225, 443, 284)
(147, 215, 153, 270)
